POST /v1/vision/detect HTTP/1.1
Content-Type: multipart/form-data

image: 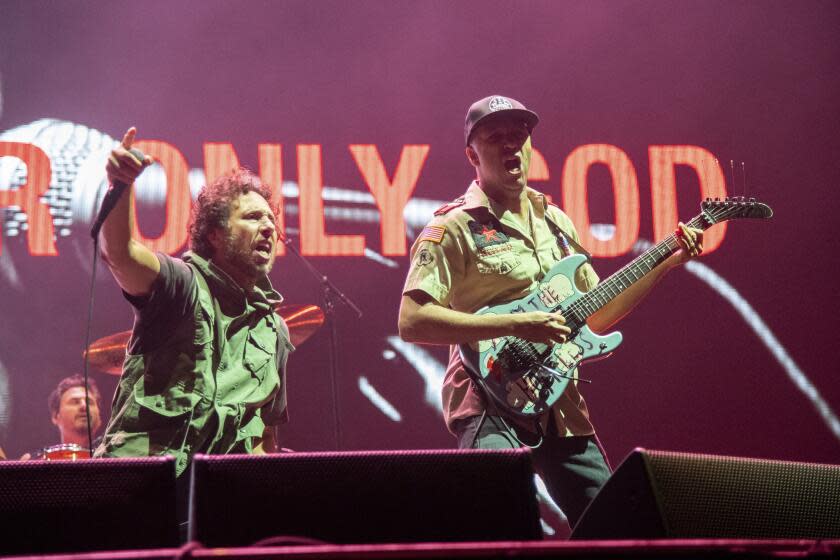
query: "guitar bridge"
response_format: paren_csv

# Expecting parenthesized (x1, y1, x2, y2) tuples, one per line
(492, 338, 548, 374)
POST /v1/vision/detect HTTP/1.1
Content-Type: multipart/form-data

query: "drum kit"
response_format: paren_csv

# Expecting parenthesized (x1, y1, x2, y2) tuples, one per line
(34, 304, 325, 461)
(31, 444, 91, 461)
(83, 303, 324, 374)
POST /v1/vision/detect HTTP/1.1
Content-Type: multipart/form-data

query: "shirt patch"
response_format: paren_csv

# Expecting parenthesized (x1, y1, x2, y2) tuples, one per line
(468, 220, 509, 249)
(418, 225, 445, 244)
(415, 248, 434, 267)
(479, 243, 514, 257)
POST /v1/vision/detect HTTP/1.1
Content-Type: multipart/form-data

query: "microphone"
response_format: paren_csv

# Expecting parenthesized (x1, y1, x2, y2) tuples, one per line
(89, 148, 147, 239)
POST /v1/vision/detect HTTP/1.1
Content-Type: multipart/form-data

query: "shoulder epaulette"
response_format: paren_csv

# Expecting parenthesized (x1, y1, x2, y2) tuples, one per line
(434, 196, 466, 216)
(545, 199, 569, 218)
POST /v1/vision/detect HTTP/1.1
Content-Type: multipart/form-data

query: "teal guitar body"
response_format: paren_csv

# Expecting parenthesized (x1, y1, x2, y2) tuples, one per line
(459, 254, 622, 417)
(459, 197, 774, 417)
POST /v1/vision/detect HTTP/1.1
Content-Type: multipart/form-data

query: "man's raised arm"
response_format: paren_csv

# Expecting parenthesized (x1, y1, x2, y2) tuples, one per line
(99, 127, 160, 297)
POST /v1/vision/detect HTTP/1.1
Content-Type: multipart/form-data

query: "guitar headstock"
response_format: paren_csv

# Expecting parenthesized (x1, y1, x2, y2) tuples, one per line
(700, 197, 773, 226)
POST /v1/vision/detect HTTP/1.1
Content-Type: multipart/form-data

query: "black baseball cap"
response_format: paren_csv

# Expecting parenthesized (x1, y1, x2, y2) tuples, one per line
(464, 95, 539, 146)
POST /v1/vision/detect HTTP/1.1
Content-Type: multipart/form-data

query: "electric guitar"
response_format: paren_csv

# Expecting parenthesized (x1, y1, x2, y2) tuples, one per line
(459, 197, 773, 417)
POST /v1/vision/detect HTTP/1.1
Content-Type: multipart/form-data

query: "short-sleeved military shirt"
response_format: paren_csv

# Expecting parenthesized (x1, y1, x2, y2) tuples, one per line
(95, 252, 293, 476)
(403, 181, 599, 436)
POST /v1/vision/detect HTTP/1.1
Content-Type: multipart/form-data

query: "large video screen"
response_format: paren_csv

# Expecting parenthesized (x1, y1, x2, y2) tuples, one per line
(1, 1, 838, 475)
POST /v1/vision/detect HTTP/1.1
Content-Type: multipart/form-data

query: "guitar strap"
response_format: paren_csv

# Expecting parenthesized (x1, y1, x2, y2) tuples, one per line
(544, 214, 593, 262)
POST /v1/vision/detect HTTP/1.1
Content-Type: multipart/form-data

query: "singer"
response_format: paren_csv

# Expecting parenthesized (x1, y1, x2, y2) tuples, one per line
(94, 127, 293, 479)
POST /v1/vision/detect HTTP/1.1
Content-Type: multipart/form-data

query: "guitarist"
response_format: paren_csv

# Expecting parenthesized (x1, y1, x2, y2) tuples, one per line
(398, 95, 703, 529)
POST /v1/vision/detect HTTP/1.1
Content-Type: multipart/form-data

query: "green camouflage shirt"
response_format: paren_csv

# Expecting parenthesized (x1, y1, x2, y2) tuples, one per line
(95, 252, 293, 476)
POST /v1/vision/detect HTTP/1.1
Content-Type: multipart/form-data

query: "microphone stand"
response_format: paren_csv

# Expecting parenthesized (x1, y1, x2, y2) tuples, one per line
(278, 232, 363, 450)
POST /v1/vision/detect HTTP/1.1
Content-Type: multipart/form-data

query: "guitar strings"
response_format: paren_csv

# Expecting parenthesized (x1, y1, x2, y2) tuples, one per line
(564, 203, 749, 321)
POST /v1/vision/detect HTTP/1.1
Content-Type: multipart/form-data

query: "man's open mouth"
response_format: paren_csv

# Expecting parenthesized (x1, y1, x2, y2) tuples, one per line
(255, 241, 273, 257)
(504, 156, 521, 174)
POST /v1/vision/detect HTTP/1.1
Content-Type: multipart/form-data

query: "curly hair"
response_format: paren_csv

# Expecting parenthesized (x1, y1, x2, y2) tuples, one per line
(48, 375, 101, 418)
(188, 168, 275, 258)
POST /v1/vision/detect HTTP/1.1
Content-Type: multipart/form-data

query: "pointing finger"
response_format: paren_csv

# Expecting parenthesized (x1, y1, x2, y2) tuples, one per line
(121, 127, 137, 149)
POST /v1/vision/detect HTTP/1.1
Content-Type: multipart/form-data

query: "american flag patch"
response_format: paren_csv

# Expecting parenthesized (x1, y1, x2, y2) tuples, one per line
(418, 225, 445, 244)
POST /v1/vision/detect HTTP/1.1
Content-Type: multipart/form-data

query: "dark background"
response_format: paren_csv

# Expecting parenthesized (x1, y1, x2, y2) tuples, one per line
(1, 0, 838, 467)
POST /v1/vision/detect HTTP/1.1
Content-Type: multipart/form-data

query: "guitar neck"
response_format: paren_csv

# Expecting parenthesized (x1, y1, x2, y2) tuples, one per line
(567, 213, 708, 323)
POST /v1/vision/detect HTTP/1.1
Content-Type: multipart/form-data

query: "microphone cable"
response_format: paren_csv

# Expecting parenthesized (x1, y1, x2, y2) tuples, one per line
(80, 146, 146, 456)
(80, 235, 102, 456)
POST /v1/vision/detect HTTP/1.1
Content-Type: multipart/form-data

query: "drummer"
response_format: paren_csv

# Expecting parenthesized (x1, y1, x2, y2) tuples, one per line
(48, 374, 103, 451)
(20, 375, 102, 460)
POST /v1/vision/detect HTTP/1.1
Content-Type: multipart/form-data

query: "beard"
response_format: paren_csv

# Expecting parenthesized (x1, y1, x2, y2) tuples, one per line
(73, 414, 99, 431)
(222, 231, 274, 283)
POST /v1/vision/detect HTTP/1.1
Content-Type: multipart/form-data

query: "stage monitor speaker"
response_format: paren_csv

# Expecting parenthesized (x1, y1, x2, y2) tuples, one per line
(190, 448, 542, 547)
(571, 448, 840, 539)
(0, 456, 179, 555)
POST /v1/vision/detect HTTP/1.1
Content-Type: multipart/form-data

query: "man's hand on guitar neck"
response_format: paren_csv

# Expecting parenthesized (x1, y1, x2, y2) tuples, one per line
(668, 222, 704, 267)
(587, 222, 704, 334)
(504, 224, 701, 344)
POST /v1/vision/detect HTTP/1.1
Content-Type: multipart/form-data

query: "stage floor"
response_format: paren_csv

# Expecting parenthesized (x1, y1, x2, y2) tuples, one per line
(6, 539, 840, 560)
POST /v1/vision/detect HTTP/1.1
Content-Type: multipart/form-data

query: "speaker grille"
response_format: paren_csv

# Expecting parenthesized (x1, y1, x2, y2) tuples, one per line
(643, 450, 840, 538)
(0, 457, 178, 554)
(191, 448, 542, 546)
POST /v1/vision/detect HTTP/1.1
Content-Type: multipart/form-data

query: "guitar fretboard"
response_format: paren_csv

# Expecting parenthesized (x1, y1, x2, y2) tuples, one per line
(565, 214, 708, 325)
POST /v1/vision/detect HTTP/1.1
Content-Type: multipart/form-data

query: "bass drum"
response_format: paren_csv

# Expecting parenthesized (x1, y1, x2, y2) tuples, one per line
(37, 444, 91, 461)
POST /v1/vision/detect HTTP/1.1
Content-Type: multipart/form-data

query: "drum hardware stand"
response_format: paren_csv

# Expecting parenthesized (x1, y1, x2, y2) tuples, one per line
(279, 232, 363, 450)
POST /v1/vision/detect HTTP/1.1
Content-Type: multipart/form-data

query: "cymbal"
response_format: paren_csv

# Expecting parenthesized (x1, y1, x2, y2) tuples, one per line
(85, 304, 324, 375)
(84, 331, 131, 375)
(273, 303, 325, 347)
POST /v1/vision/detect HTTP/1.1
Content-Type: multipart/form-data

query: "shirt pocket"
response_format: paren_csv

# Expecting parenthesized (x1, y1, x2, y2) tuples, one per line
(193, 298, 214, 346)
(475, 252, 521, 275)
(132, 370, 200, 419)
(244, 329, 275, 380)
